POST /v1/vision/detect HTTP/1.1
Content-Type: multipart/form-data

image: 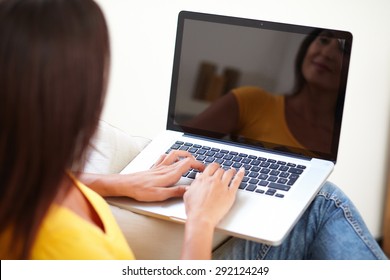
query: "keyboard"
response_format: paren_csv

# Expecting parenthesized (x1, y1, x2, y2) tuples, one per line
(167, 140, 306, 199)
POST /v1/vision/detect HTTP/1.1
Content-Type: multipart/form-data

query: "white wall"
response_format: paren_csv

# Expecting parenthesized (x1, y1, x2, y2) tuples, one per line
(95, 0, 390, 239)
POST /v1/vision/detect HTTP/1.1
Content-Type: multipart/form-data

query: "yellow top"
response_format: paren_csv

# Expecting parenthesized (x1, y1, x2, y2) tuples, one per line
(0, 178, 135, 260)
(232, 86, 313, 156)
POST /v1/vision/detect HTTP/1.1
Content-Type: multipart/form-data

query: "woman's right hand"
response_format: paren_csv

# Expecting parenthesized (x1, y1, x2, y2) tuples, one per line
(181, 163, 244, 259)
(183, 163, 244, 228)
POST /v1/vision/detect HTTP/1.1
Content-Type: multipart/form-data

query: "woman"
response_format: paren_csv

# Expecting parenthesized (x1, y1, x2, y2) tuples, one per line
(0, 0, 386, 260)
(0, 0, 243, 259)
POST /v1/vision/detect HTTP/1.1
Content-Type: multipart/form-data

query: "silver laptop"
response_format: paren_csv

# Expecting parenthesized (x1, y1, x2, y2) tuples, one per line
(108, 11, 352, 245)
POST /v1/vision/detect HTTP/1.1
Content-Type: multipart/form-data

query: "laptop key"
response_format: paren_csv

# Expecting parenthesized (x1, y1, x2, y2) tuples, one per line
(259, 180, 269, 186)
(205, 157, 215, 163)
(277, 178, 288, 184)
(245, 184, 257, 192)
(249, 178, 259, 184)
(268, 182, 291, 191)
(187, 172, 197, 179)
(171, 144, 181, 149)
(289, 167, 303, 174)
(265, 189, 276, 196)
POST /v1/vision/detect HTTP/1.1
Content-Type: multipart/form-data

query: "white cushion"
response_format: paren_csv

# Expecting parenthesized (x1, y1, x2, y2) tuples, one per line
(84, 120, 151, 174)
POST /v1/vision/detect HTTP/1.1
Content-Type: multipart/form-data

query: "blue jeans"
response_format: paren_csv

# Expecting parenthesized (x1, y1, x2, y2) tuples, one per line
(213, 182, 388, 260)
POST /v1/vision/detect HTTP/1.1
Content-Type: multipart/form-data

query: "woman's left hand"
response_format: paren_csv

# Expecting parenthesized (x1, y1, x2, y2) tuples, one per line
(81, 150, 206, 202)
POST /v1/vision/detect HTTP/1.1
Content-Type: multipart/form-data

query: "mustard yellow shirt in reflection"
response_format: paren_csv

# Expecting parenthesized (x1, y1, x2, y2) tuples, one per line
(232, 86, 309, 154)
(1, 178, 135, 260)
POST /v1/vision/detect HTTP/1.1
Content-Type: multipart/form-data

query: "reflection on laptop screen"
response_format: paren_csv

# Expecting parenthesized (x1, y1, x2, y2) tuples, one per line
(168, 11, 352, 162)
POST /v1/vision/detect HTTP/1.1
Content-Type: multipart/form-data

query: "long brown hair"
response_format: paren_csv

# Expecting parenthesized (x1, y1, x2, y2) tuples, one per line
(0, 0, 110, 259)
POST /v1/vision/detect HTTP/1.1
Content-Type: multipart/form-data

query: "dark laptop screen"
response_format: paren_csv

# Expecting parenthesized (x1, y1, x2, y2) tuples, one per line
(167, 11, 352, 162)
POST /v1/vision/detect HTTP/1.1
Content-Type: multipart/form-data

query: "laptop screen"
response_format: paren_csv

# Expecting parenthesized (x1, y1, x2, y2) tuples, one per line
(167, 11, 352, 162)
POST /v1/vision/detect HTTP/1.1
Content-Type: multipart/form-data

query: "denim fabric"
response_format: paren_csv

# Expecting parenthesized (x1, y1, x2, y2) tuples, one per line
(213, 182, 388, 260)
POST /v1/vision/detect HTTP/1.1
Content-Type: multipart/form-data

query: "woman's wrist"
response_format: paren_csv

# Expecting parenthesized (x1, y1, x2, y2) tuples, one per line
(79, 173, 134, 197)
(182, 215, 216, 259)
(186, 214, 216, 232)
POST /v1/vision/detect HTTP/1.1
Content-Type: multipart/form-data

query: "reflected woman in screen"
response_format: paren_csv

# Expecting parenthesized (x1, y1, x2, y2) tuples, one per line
(186, 30, 349, 158)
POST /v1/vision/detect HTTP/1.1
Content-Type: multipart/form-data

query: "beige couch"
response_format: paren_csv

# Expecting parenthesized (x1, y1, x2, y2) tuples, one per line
(84, 120, 228, 259)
